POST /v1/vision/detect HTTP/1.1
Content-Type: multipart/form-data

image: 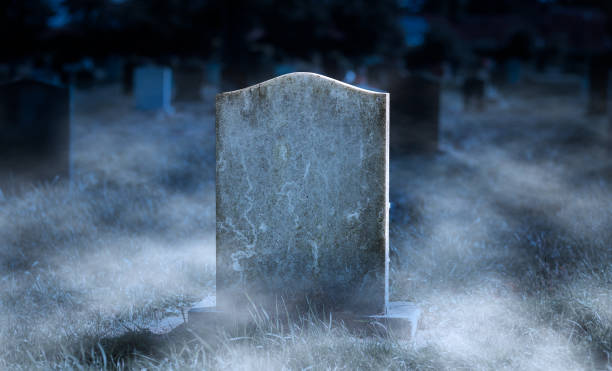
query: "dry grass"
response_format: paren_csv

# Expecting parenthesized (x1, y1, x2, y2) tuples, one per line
(0, 82, 611, 370)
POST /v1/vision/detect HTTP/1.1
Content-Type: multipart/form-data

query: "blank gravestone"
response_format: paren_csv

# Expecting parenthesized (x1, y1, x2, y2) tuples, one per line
(505, 59, 522, 85)
(588, 55, 609, 115)
(0, 79, 70, 188)
(122, 60, 136, 95)
(174, 64, 204, 102)
(133, 66, 173, 112)
(462, 76, 485, 111)
(388, 73, 440, 154)
(191, 72, 419, 338)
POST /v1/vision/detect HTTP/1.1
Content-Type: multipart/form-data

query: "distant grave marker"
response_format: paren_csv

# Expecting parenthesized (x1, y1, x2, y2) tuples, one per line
(388, 73, 440, 153)
(133, 66, 173, 112)
(122, 60, 136, 95)
(174, 64, 205, 102)
(102, 56, 123, 83)
(505, 59, 522, 85)
(0, 79, 71, 187)
(462, 76, 485, 111)
(588, 55, 610, 115)
(0, 64, 10, 83)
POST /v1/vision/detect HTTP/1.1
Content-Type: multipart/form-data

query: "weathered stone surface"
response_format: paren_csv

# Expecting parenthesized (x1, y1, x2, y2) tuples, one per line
(0, 79, 71, 186)
(216, 72, 389, 315)
(134, 66, 173, 111)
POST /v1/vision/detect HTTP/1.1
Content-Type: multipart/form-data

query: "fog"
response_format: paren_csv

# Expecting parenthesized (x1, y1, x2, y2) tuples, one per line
(2, 0, 612, 369)
(0, 79, 610, 369)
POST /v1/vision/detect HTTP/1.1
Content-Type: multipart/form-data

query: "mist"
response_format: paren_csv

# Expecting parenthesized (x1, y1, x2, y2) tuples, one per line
(2, 0, 612, 369)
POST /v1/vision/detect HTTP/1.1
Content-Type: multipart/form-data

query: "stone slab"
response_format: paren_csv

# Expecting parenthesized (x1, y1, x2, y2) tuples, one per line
(388, 73, 440, 153)
(462, 76, 486, 111)
(588, 54, 610, 115)
(0, 79, 71, 187)
(216, 72, 389, 315)
(134, 66, 173, 112)
(174, 64, 205, 102)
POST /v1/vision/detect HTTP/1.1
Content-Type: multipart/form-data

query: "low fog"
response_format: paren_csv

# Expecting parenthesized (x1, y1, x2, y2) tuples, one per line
(2, 0, 612, 369)
(0, 80, 610, 369)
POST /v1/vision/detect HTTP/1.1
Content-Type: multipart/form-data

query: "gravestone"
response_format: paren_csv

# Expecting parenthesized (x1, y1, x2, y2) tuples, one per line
(102, 56, 123, 83)
(216, 72, 388, 315)
(0, 79, 71, 187)
(505, 59, 522, 85)
(133, 66, 173, 112)
(0, 64, 10, 83)
(122, 60, 136, 95)
(462, 76, 485, 111)
(173, 64, 205, 102)
(388, 73, 440, 153)
(205, 61, 222, 86)
(588, 55, 610, 115)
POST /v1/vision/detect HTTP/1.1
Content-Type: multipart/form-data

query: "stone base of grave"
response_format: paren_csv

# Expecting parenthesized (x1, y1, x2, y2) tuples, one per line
(187, 301, 420, 341)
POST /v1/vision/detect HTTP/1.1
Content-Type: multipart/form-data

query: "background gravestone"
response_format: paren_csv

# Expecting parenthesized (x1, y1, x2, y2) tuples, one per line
(0, 79, 71, 187)
(122, 60, 136, 95)
(504, 58, 523, 85)
(133, 66, 173, 111)
(388, 73, 441, 154)
(173, 63, 205, 102)
(216, 72, 389, 315)
(462, 76, 485, 111)
(587, 54, 610, 115)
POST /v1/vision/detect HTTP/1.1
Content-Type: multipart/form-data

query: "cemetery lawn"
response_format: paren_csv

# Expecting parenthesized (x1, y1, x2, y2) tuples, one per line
(1, 83, 611, 370)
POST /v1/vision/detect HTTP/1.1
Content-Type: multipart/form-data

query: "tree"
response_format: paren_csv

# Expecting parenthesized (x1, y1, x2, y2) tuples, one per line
(0, 0, 55, 60)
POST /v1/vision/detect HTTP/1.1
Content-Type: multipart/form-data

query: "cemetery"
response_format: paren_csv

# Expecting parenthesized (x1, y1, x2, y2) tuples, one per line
(2, 1, 612, 370)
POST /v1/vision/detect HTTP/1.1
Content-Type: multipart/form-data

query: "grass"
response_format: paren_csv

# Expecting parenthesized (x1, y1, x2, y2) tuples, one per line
(0, 82, 611, 370)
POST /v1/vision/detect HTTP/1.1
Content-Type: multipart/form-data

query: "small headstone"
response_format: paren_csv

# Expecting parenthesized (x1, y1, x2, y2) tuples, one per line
(102, 56, 123, 83)
(0, 79, 71, 187)
(205, 61, 222, 86)
(122, 61, 136, 95)
(462, 76, 485, 111)
(216, 73, 389, 315)
(505, 59, 522, 85)
(388, 73, 440, 153)
(0, 64, 10, 83)
(173, 64, 205, 102)
(133, 66, 173, 112)
(588, 55, 610, 115)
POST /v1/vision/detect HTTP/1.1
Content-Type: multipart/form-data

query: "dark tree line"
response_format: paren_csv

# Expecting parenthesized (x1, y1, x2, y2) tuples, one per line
(2, 0, 404, 64)
(2, 0, 610, 77)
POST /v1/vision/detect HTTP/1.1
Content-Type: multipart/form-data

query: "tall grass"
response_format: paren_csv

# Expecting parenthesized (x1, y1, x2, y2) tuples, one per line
(0, 83, 610, 369)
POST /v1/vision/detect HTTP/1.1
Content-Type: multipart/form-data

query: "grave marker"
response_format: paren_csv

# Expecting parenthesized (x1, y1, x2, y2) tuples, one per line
(0, 79, 71, 186)
(588, 54, 610, 115)
(174, 63, 205, 102)
(505, 58, 522, 85)
(122, 60, 136, 95)
(462, 76, 485, 111)
(133, 66, 173, 112)
(215, 72, 389, 315)
(388, 73, 440, 153)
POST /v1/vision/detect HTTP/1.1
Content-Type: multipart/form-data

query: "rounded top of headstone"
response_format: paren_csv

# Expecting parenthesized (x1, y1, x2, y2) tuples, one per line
(217, 72, 388, 98)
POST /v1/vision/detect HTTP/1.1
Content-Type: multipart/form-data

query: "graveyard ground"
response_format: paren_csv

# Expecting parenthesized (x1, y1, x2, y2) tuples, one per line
(1, 82, 611, 370)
